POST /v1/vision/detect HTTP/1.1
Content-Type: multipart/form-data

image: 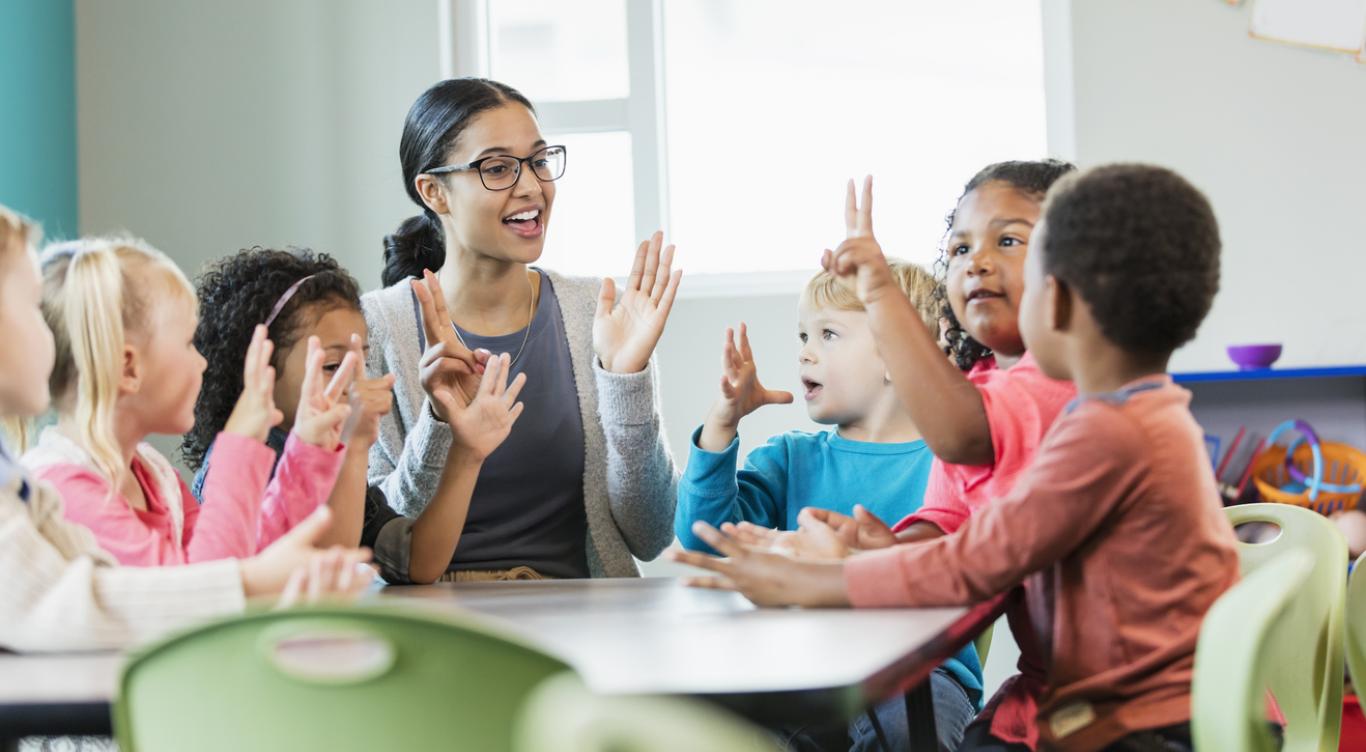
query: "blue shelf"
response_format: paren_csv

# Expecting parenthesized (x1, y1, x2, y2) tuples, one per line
(1172, 365, 1366, 384)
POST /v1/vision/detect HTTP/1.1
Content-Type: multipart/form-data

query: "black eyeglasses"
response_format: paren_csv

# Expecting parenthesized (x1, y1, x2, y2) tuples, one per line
(425, 144, 567, 191)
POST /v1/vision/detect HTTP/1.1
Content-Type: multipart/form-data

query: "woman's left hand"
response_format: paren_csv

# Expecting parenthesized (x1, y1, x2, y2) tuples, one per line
(593, 231, 683, 374)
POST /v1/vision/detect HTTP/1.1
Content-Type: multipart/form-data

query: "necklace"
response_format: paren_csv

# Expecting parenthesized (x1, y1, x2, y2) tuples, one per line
(450, 270, 537, 368)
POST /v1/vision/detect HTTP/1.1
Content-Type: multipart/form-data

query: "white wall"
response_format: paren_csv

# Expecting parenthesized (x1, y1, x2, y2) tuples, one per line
(1062, 0, 1366, 372)
(76, 0, 442, 292)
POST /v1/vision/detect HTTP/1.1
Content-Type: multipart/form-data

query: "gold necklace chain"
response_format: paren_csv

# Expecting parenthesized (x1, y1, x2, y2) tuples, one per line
(450, 270, 536, 368)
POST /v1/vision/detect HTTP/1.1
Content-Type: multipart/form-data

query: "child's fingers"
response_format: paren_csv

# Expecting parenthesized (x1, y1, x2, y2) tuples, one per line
(739, 322, 754, 362)
(844, 178, 858, 237)
(682, 575, 739, 593)
(503, 372, 528, 405)
(691, 521, 745, 559)
(638, 232, 662, 295)
(243, 325, 265, 388)
(307, 552, 324, 603)
(859, 175, 874, 236)
(300, 337, 323, 399)
(765, 389, 795, 405)
(667, 548, 732, 575)
(278, 567, 305, 609)
(821, 249, 836, 273)
(324, 351, 359, 402)
(720, 374, 737, 400)
(317, 403, 351, 430)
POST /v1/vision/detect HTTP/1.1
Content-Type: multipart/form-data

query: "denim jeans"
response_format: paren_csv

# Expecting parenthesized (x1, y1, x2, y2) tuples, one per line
(781, 668, 976, 752)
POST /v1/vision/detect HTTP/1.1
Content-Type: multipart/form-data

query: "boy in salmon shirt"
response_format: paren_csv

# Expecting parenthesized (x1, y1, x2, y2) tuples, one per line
(673, 163, 1239, 752)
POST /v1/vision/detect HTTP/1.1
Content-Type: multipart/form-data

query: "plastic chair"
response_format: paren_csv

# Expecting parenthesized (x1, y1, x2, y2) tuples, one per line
(1346, 551, 1366, 701)
(1193, 549, 1314, 751)
(974, 621, 994, 666)
(515, 673, 780, 752)
(1223, 503, 1348, 751)
(114, 604, 574, 752)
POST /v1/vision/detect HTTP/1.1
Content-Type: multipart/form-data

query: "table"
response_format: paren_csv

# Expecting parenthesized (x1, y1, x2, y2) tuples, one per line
(0, 578, 1001, 747)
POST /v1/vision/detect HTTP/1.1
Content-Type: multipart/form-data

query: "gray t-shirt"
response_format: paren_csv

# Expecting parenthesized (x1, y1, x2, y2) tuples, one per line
(414, 269, 589, 578)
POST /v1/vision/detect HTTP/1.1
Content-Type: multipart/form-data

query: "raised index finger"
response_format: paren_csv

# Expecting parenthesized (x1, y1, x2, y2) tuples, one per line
(844, 179, 858, 237)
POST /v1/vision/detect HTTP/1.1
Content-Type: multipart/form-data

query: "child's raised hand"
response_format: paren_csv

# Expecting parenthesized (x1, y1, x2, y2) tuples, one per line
(438, 352, 527, 461)
(293, 336, 358, 450)
(224, 325, 285, 442)
(412, 269, 491, 422)
(715, 323, 793, 426)
(341, 334, 395, 449)
(822, 176, 897, 306)
(699, 324, 793, 451)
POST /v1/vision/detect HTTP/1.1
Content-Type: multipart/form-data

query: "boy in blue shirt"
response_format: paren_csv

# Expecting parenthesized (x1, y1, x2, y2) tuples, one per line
(675, 261, 980, 752)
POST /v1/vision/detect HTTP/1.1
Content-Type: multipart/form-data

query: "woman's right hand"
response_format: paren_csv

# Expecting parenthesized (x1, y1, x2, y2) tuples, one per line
(441, 352, 527, 461)
(224, 325, 285, 442)
(412, 269, 490, 423)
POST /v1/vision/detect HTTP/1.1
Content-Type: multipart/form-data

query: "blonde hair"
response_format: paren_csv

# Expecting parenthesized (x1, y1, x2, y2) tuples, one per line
(802, 259, 941, 331)
(0, 206, 41, 450)
(39, 236, 195, 489)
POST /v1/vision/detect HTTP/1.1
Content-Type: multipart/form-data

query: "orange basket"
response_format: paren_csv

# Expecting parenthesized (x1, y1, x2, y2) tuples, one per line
(1252, 439, 1366, 515)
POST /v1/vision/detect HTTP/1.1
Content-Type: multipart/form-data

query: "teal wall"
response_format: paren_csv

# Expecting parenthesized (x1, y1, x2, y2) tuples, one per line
(0, 0, 77, 239)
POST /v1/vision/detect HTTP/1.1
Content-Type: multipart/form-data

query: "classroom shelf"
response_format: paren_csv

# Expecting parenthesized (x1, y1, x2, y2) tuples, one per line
(1172, 365, 1366, 385)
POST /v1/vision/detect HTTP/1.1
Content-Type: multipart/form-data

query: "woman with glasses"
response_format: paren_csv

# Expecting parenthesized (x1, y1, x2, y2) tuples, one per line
(362, 78, 681, 581)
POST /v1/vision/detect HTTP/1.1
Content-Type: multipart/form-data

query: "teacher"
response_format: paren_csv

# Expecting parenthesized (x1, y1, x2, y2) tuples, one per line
(363, 78, 680, 581)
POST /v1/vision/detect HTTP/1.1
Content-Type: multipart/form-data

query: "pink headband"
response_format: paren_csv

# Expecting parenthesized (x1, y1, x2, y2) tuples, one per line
(263, 273, 318, 328)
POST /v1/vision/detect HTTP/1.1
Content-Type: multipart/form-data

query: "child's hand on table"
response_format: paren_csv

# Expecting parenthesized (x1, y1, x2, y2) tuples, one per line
(669, 521, 850, 608)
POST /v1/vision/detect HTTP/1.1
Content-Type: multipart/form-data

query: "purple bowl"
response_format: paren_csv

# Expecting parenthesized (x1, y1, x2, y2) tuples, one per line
(1227, 343, 1282, 371)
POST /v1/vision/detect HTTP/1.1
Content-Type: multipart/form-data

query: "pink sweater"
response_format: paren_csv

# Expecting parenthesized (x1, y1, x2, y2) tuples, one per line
(24, 430, 344, 566)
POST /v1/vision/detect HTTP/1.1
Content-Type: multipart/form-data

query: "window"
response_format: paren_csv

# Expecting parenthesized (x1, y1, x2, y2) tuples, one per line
(445, 0, 1047, 292)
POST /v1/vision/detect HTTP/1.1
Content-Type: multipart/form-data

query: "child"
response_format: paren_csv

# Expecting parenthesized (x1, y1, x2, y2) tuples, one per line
(0, 204, 371, 653)
(676, 262, 981, 751)
(21, 238, 352, 566)
(185, 248, 527, 584)
(674, 164, 1239, 752)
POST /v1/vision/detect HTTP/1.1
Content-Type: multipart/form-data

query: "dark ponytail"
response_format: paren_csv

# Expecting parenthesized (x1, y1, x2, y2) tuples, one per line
(382, 78, 535, 287)
(932, 158, 1077, 371)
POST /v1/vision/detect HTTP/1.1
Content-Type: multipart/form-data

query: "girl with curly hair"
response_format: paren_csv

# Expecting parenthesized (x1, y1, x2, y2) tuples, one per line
(185, 248, 524, 584)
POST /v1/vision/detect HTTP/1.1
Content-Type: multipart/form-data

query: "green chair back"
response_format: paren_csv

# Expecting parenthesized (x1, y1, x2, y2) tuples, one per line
(114, 604, 573, 752)
(974, 621, 994, 667)
(515, 673, 779, 752)
(1194, 549, 1314, 752)
(1345, 551, 1366, 700)
(1224, 503, 1347, 751)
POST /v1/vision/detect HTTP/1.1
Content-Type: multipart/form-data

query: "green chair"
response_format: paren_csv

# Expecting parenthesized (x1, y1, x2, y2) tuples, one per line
(1221, 503, 1348, 751)
(974, 621, 995, 667)
(1346, 551, 1366, 698)
(114, 604, 573, 752)
(515, 673, 780, 752)
(1194, 549, 1314, 752)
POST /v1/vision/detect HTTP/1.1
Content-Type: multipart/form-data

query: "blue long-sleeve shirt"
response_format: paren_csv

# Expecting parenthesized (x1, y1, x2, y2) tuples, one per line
(676, 426, 983, 707)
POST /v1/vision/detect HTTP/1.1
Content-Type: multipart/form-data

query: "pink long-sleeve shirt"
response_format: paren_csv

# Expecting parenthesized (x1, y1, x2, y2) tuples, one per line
(24, 430, 343, 566)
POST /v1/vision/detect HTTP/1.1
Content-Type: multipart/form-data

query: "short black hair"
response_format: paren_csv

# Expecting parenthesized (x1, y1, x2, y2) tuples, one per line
(933, 159, 1077, 370)
(181, 247, 362, 470)
(1040, 163, 1221, 356)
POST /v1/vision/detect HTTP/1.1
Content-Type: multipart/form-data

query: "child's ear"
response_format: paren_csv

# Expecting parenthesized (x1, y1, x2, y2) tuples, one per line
(1048, 275, 1074, 333)
(414, 173, 451, 216)
(119, 344, 142, 395)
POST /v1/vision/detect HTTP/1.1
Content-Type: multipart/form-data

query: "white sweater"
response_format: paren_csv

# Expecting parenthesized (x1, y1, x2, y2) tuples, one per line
(0, 468, 245, 652)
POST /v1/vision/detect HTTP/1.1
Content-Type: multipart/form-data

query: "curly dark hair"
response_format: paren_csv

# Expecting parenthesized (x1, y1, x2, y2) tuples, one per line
(932, 159, 1077, 370)
(1040, 164, 1220, 355)
(181, 248, 362, 470)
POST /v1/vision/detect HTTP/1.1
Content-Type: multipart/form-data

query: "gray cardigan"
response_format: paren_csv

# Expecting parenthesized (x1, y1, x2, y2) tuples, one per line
(361, 271, 679, 578)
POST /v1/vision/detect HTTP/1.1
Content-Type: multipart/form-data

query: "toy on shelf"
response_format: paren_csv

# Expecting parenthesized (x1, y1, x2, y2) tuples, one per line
(1250, 419, 1366, 515)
